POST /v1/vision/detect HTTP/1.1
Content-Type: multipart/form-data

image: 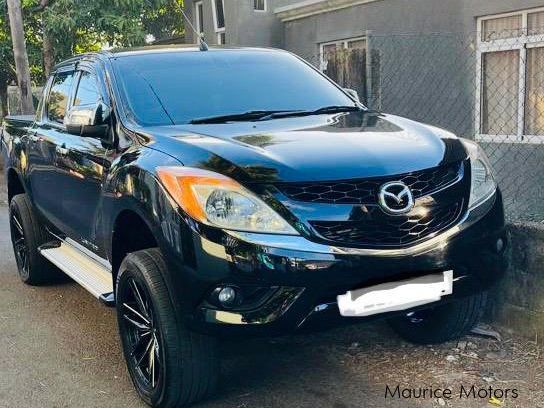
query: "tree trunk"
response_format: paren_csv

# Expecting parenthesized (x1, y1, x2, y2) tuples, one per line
(38, 0, 53, 78)
(43, 28, 54, 78)
(0, 83, 8, 119)
(6, 0, 35, 115)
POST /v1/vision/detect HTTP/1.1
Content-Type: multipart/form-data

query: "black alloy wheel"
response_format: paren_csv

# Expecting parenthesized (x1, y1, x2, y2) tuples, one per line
(10, 208, 29, 280)
(9, 194, 58, 284)
(118, 276, 165, 392)
(116, 248, 219, 408)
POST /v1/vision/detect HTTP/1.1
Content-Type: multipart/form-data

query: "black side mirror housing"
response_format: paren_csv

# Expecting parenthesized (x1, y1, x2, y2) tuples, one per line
(65, 102, 110, 139)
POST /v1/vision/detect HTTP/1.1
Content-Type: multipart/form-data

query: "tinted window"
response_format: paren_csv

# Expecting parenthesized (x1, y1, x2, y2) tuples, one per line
(74, 72, 100, 106)
(214, 0, 225, 29)
(114, 50, 355, 126)
(47, 72, 74, 123)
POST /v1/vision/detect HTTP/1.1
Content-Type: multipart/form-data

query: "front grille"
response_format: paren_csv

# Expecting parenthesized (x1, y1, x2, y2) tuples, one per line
(276, 161, 462, 204)
(310, 199, 464, 248)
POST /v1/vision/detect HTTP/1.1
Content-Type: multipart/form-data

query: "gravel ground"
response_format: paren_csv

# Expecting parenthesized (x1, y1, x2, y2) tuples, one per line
(0, 172, 542, 408)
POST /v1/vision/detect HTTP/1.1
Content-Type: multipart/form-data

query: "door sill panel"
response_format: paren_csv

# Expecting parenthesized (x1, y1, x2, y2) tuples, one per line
(40, 242, 113, 299)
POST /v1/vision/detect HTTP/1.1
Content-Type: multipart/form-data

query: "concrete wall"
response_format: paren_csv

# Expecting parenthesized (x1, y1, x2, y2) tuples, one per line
(487, 223, 544, 339)
(225, 1, 284, 47)
(281, 0, 544, 56)
(183, 0, 216, 44)
(184, 0, 285, 46)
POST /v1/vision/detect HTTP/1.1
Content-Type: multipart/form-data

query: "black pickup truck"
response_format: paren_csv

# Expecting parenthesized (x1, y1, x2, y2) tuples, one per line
(1, 46, 507, 407)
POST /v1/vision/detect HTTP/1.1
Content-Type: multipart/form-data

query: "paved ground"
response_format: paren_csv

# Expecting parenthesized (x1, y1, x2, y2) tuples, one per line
(0, 167, 542, 408)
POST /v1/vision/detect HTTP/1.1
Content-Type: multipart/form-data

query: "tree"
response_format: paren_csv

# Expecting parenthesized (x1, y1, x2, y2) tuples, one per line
(0, 6, 16, 116)
(6, 0, 34, 114)
(39, 0, 184, 66)
(0, 0, 184, 117)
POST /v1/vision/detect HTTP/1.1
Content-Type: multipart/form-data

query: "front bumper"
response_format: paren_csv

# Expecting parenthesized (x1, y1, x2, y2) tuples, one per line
(175, 191, 507, 336)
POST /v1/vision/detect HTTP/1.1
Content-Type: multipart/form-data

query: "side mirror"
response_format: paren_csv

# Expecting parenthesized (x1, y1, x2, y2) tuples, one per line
(343, 88, 360, 102)
(65, 102, 110, 138)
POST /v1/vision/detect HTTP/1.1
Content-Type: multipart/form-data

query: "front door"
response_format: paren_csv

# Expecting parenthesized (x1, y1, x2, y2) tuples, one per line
(55, 70, 111, 255)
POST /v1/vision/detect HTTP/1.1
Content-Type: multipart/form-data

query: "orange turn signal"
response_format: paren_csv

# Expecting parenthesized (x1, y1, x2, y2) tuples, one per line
(156, 166, 240, 223)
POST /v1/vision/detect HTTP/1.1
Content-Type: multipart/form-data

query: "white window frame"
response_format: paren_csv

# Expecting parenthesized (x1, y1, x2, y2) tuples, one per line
(476, 7, 544, 144)
(254, 0, 267, 12)
(319, 36, 366, 71)
(211, 0, 225, 44)
(194, 1, 204, 34)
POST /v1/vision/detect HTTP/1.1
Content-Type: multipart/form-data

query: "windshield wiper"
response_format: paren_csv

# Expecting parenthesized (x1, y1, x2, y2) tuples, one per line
(189, 110, 300, 124)
(257, 105, 363, 121)
(189, 106, 363, 124)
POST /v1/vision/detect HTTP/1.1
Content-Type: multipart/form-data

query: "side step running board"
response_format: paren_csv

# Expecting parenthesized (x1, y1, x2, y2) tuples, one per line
(40, 242, 114, 301)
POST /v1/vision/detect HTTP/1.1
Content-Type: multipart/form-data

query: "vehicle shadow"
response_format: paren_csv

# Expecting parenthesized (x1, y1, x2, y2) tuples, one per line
(202, 321, 421, 408)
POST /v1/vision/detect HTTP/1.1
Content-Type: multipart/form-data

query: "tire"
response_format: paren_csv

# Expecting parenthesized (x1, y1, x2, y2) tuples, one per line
(388, 292, 487, 344)
(116, 248, 219, 408)
(9, 194, 58, 285)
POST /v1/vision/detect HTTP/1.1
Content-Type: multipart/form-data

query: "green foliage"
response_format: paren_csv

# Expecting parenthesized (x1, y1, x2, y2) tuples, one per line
(41, 0, 184, 56)
(0, 0, 184, 86)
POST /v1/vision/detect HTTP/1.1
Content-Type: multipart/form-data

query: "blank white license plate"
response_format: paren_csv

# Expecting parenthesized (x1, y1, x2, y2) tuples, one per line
(337, 271, 453, 317)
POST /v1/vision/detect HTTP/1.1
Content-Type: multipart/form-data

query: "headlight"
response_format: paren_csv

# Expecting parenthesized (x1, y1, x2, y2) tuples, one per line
(157, 166, 298, 235)
(461, 139, 497, 208)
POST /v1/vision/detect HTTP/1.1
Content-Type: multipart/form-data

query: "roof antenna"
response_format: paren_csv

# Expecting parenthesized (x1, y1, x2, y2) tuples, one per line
(175, 1, 209, 51)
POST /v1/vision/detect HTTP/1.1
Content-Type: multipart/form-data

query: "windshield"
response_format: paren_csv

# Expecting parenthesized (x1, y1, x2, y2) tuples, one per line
(112, 50, 356, 126)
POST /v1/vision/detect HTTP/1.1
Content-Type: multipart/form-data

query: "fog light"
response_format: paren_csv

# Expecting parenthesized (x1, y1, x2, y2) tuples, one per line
(496, 238, 505, 253)
(218, 286, 237, 307)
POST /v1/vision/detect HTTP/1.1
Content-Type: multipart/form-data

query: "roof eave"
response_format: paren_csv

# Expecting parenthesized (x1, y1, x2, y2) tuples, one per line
(274, 0, 381, 22)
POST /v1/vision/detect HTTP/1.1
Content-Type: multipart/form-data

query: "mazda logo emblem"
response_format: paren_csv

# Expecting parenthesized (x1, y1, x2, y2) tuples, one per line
(378, 181, 414, 215)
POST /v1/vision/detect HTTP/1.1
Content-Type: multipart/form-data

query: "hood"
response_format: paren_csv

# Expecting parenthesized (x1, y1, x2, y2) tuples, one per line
(141, 111, 467, 183)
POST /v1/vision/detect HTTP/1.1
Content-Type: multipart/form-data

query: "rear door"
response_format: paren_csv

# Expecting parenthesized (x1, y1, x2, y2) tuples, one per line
(55, 68, 111, 253)
(29, 68, 75, 229)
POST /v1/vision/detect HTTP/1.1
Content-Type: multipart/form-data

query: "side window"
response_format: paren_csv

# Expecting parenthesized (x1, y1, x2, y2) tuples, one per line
(47, 72, 74, 123)
(74, 71, 101, 106)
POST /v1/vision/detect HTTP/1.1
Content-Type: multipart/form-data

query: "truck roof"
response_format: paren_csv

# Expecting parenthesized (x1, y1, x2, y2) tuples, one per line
(53, 45, 282, 69)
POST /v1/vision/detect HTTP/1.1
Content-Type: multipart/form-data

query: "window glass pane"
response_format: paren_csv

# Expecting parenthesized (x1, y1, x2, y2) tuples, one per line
(47, 72, 74, 123)
(323, 43, 338, 53)
(481, 50, 519, 135)
(321, 40, 367, 103)
(217, 32, 226, 45)
(482, 15, 522, 41)
(322, 43, 338, 60)
(347, 39, 366, 50)
(528, 11, 544, 35)
(525, 47, 544, 135)
(254, 0, 265, 11)
(114, 51, 355, 126)
(74, 72, 100, 106)
(321, 43, 340, 81)
(196, 2, 204, 33)
(214, 0, 225, 29)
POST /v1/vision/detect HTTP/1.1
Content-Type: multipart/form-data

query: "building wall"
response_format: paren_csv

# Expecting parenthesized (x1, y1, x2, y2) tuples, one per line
(183, 0, 214, 44)
(281, 0, 544, 57)
(225, 1, 284, 47)
(184, 0, 287, 46)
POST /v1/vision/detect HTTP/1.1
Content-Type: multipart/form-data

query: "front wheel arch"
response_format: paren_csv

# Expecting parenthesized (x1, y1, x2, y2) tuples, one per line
(7, 167, 25, 204)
